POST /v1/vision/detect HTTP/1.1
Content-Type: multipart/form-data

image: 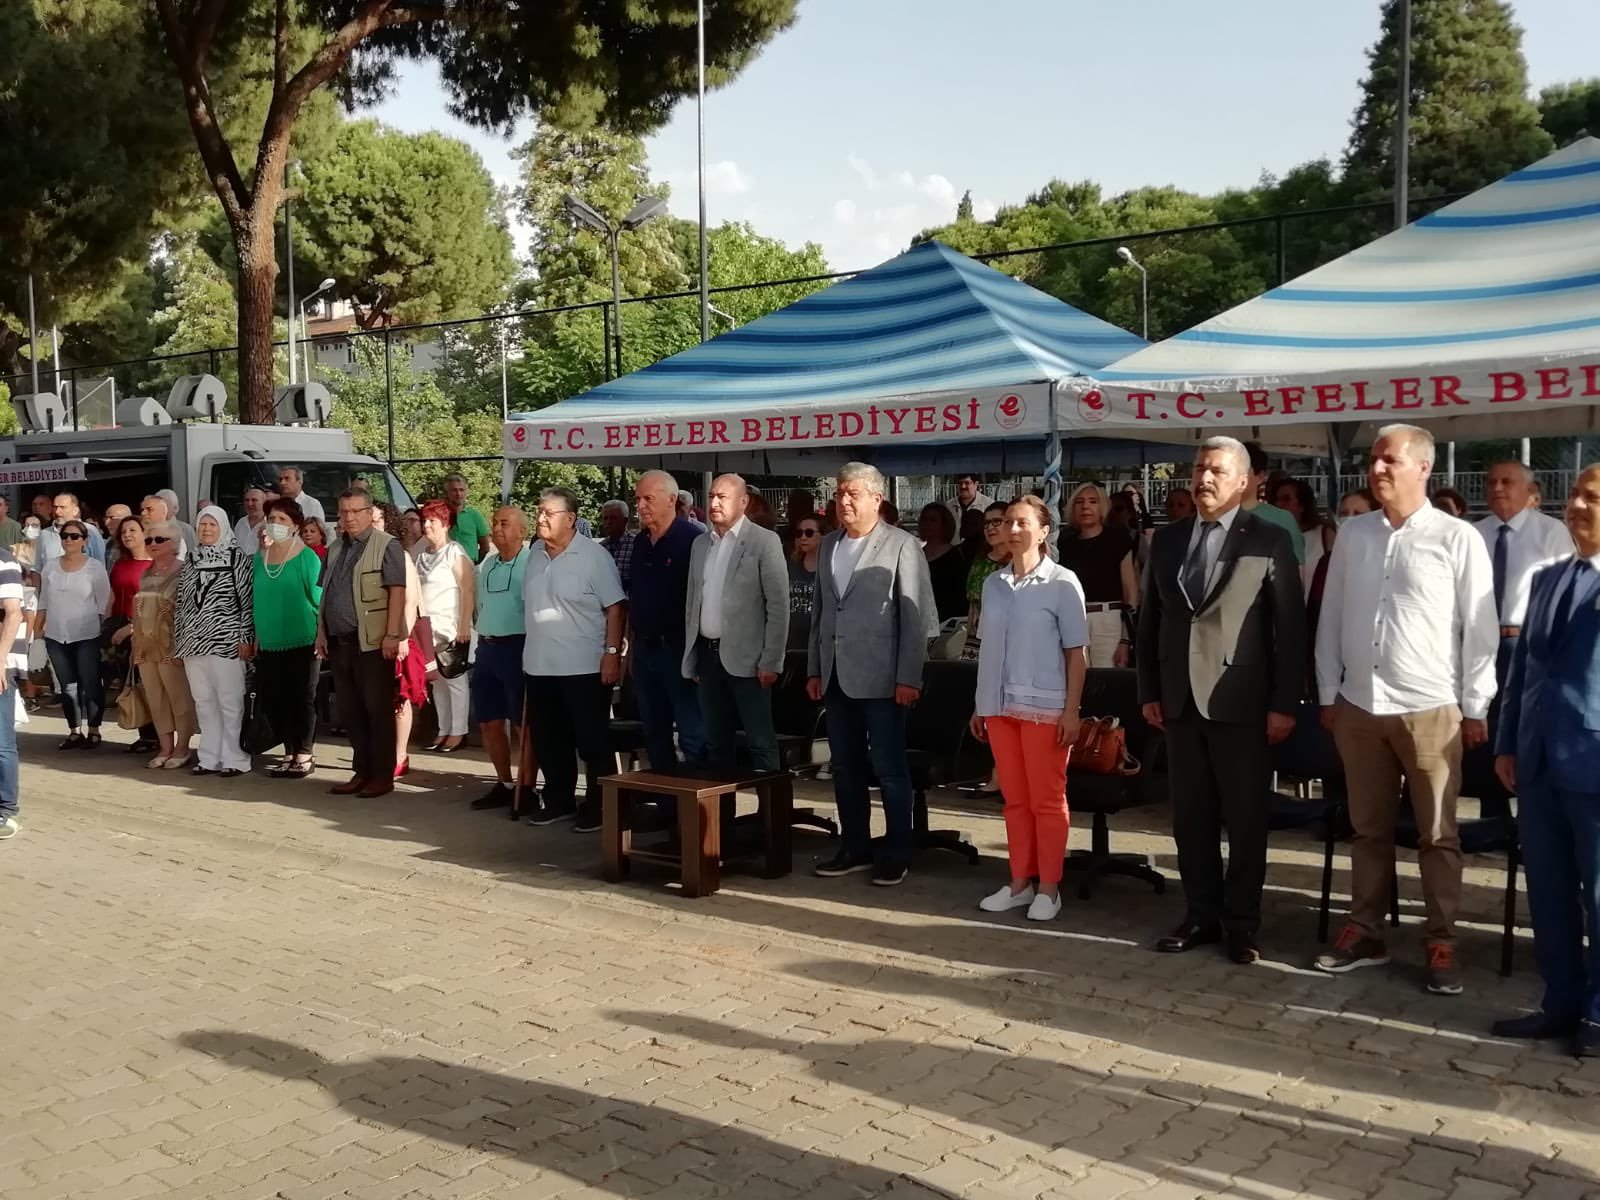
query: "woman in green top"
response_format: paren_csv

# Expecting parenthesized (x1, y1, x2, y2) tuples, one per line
(962, 501, 1011, 661)
(252, 497, 324, 778)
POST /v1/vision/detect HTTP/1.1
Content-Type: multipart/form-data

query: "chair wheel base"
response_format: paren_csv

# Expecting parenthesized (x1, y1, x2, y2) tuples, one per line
(871, 829, 979, 865)
(1062, 850, 1165, 900)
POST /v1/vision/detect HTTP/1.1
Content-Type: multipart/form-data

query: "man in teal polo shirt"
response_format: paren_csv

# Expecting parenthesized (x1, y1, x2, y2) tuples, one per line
(471, 506, 531, 811)
(1244, 442, 1306, 567)
(445, 474, 491, 562)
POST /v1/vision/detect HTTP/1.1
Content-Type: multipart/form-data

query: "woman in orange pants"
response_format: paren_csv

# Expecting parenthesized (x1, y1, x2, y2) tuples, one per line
(969, 496, 1089, 922)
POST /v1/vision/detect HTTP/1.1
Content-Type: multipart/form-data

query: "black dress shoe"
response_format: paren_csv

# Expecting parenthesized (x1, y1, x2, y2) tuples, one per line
(1227, 931, 1261, 965)
(1491, 1010, 1579, 1040)
(471, 782, 514, 810)
(1573, 1021, 1600, 1059)
(1155, 921, 1223, 953)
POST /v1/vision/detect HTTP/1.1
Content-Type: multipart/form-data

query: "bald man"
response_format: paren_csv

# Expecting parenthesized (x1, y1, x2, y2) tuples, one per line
(682, 474, 790, 772)
(471, 507, 534, 811)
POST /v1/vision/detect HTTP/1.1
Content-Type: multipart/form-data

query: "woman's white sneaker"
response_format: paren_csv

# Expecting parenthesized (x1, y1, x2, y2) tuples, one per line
(1026, 892, 1063, 922)
(978, 885, 1035, 913)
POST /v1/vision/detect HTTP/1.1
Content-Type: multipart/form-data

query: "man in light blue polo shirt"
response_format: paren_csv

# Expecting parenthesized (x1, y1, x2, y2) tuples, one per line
(471, 506, 532, 813)
(522, 487, 625, 831)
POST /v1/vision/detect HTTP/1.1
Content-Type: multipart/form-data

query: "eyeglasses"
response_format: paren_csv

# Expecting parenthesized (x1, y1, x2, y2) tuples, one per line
(60, 532, 84, 542)
(983, 518, 1005, 528)
(536, 508, 572, 520)
(144, 536, 171, 546)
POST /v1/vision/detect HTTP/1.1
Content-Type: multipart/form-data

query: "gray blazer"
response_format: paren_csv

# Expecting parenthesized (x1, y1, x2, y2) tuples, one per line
(1136, 508, 1306, 722)
(681, 521, 790, 679)
(807, 522, 938, 699)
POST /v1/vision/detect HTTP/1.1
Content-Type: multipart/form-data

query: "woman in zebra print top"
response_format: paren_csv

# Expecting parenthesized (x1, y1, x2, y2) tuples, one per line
(174, 506, 255, 777)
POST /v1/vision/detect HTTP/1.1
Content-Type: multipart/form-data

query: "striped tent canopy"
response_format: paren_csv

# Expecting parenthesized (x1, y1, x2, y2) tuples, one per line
(1064, 137, 1600, 453)
(503, 240, 1146, 473)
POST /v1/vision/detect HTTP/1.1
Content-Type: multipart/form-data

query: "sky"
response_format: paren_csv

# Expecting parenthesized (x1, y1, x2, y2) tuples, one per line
(366, 0, 1600, 274)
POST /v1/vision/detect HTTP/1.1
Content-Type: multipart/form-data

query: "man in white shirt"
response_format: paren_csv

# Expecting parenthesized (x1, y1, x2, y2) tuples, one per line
(233, 487, 271, 553)
(277, 467, 327, 527)
(1314, 423, 1498, 995)
(37, 494, 106, 565)
(682, 474, 789, 773)
(944, 474, 995, 544)
(1476, 459, 1572, 704)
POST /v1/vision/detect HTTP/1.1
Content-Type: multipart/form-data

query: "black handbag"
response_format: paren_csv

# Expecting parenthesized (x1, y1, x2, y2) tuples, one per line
(435, 639, 470, 680)
(240, 664, 279, 755)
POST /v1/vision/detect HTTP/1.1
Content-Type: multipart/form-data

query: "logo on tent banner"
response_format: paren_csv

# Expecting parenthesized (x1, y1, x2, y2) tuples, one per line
(1077, 389, 1109, 424)
(993, 393, 1026, 430)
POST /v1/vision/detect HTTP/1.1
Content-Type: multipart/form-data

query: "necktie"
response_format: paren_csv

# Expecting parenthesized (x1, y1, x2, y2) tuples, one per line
(1184, 521, 1218, 606)
(1551, 560, 1591, 644)
(1493, 524, 1510, 620)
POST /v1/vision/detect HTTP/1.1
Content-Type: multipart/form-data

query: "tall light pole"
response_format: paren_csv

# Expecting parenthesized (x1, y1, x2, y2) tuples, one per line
(563, 194, 667, 378)
(697, 0, 710, 344)
(1395, 0, 1412, 230)
(298, 277, 335, 385)
(1117, 246, 1149, 341)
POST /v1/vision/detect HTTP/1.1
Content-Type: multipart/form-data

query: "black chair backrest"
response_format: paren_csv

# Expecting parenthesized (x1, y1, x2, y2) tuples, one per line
(1272, 701, 1343, 782)
(908, 659, 990, 782)
(772, 650, 822, 738)
(613, 672, 640, 721)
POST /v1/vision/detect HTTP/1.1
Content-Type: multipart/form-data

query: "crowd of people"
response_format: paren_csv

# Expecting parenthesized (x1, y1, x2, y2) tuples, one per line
(2, 438, 1594, 1055)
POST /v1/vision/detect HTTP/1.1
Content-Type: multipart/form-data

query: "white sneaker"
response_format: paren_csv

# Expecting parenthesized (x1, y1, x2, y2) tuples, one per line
(0, 816, 18, 839)
(978, 885, 1035, 913)
(1026, 892, 1062, 922)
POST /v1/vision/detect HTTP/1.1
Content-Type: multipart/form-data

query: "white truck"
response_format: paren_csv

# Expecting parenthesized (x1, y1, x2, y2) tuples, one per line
(1, 378, 414, 523)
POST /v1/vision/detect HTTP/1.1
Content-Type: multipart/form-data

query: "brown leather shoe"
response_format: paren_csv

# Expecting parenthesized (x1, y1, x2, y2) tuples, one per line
(329, 777, 368, 795)
(358, 781, 395, 799)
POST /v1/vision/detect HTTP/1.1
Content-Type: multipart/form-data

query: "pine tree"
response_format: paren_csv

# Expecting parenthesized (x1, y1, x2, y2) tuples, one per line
(956, 190, 975, 222)
(1345, 0, 1553, 199)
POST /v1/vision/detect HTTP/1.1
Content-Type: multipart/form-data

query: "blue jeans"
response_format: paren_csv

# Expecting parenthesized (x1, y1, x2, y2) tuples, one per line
(0, 683, 16, 818)
(632, 640, 706, 770)
(46, 637, 104, 730)
(696, 642, 779, 773)
(1519, 780, 1600, 1024)
(824, 681, 913, 868)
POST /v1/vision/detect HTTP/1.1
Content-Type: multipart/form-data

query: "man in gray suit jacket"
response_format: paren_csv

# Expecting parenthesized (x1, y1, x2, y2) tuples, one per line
(1137, 436, 1306, 964)
(683, 474, 790, 773)
(806, 462, 938, 886)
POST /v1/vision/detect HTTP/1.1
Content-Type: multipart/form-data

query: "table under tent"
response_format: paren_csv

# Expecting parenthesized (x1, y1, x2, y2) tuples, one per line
(1054, 136, 1600, 476)
(501, 240, 1151, 506)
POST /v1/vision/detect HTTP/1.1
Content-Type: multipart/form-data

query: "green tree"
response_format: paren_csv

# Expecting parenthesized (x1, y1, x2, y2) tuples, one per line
(1540, 79, 1600, 147)
(149, 0, 799, 423)
(295, 121, 515, 329)
(1344, 0, 1553, 199)
(955, 190, 975, 222)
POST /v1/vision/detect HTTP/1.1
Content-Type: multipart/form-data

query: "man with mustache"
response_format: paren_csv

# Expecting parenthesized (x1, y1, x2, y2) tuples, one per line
(1138, 435, 1305, 964)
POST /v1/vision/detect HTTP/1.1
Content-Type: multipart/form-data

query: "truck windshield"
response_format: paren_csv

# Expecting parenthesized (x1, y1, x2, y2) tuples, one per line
(211, 461, 417, 524)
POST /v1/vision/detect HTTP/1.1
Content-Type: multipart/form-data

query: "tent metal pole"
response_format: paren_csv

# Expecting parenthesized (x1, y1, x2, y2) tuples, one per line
(1446, 441, 1456, 486)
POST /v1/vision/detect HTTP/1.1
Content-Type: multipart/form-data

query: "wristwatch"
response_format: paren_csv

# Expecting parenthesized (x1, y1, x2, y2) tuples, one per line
(604, 645, 620, 655)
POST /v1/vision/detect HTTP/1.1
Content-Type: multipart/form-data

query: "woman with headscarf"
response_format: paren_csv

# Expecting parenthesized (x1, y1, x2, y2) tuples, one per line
(174, 505, 254, 776)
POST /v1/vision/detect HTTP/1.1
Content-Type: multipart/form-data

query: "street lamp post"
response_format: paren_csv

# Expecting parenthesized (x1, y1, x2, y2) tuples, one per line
(1117, 246, 1149, 341)
(298, 277, 336, 386)
(562, 194, 668, 379)
(285, 160, 300, 384)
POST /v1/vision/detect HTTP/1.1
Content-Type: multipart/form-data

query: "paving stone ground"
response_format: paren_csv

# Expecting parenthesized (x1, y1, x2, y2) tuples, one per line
(3, 723, 1598, 1199)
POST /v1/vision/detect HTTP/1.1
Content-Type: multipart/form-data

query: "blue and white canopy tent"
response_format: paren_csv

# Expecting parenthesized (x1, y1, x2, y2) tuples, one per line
(502, 241, 1148, 496)
(1060, 137, 1600, 455)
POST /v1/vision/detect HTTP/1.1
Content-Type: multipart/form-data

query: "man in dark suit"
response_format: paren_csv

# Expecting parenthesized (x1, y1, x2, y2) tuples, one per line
(1137, 435, 1306, 963)
(1493, 465, 1600, 1057)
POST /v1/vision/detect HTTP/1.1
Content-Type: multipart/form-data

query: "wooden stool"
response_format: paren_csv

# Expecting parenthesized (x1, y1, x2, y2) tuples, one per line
(600, 768, 794, 897)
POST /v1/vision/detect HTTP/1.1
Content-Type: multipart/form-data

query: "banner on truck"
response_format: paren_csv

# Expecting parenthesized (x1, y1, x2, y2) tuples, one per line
(0, 458, 88, 487)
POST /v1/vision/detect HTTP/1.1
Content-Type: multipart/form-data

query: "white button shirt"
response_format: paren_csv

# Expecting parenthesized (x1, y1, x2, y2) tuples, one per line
(1474, 507, 1573, 627)
(698, 516, 745, 639)
(1315, 502, 1498, 719)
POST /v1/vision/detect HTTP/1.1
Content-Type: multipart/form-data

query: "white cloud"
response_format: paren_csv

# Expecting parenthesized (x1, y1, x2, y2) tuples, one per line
(704, 160, 753, 195)
(846, 153, 881, 191)
(974, 199, 1000, 222)
(918, 174, 958, 207)
(832, 198, 858, 225)
(894, 170, 916, 189)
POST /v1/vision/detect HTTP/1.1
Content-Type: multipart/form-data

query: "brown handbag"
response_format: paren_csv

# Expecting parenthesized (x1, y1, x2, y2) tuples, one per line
(1072, 716, 1141, 775)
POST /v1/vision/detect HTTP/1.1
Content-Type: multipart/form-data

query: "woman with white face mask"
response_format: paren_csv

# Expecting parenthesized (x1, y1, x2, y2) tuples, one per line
(252, 498, 324, 777)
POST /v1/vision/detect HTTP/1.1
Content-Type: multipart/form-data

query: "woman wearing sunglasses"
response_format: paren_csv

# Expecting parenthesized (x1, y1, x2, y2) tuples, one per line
(786, 514, 823, 650)
(36, 519, 111, 749)
(129, 522, 196, 768)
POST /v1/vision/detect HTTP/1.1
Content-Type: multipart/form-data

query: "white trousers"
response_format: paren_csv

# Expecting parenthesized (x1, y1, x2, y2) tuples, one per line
(1084, 608, 1126, 669)
(184, 655, 251, 771)
(432, 672, 470, 737)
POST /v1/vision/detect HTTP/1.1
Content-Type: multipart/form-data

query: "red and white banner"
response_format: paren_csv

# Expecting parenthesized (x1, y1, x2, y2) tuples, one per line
(503, 385, 1050, 460)
(0, 458, 87, 488)
(1063, 356, 1600, 434)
